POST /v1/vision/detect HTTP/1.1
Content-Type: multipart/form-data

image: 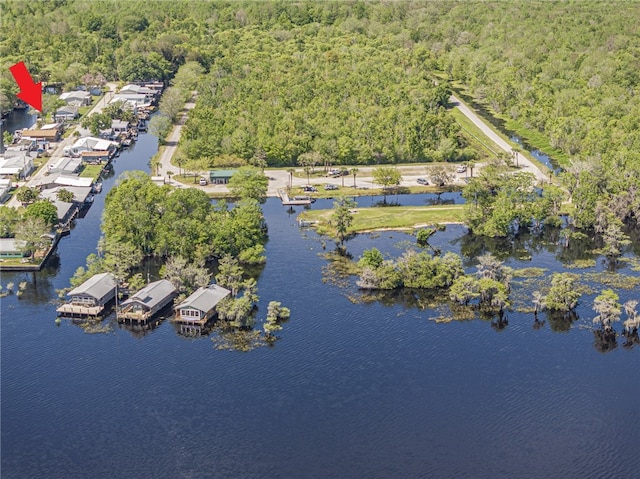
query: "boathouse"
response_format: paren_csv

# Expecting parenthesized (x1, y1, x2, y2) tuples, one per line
(174, 284, 230, 325)
(119, 279, 176, 322)
(56, 272, 116, 318)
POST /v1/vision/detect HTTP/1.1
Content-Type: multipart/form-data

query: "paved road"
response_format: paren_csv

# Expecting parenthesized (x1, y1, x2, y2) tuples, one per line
(156, 93, 548, 197)
(156, 92, 196, 182)
(7, 84, 116, 208)
(449, 94, 547, 182)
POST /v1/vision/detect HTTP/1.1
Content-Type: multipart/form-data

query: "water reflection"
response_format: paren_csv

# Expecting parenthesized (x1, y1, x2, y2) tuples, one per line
(545, 310, 579, 333)
(593, 329, 618, 353)
(3, 256, 61, 305)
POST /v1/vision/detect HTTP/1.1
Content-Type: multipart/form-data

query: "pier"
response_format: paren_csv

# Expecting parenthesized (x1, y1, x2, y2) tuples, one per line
(277, 189, 312, 206)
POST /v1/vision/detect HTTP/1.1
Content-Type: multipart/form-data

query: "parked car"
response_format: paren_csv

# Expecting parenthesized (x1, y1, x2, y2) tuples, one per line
(302, 185, 318, 192)
(456, 165, 467, 173)
(324, 184, 338, 190)
(417, 178, 429, 185)
(199, 177, 208, 186)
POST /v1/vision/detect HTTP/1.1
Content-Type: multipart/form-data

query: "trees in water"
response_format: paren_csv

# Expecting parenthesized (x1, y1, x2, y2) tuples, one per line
(331, 197, 356, 245)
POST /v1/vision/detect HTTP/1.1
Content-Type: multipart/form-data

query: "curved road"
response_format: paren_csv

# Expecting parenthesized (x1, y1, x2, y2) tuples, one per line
(156, 94, 550, 196)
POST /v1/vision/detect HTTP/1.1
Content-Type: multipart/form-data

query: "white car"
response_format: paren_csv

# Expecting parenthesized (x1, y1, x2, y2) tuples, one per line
(199, 177, 208, 186)
(456, 165, 467, 173)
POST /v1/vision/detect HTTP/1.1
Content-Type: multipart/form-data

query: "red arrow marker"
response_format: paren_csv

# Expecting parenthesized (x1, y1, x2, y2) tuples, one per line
(9, 61, 42, 112)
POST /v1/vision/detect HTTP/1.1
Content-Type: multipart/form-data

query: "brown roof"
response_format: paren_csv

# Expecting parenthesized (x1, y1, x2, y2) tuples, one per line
(24, 129, 60, 139)
(80, 151, 110, 157)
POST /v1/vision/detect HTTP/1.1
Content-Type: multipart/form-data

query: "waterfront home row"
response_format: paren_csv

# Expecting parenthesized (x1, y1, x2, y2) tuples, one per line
(57, 274, 231, 324)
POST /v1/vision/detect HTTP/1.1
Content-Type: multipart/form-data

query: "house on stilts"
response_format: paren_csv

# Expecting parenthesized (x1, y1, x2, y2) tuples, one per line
(174, 284, 230, 333)
(118, 279, 176, 323)
(56, 272, 116, 318)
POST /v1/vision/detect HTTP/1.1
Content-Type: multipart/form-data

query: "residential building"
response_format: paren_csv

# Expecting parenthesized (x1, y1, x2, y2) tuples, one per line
(174, 284, 231, 325)
(119, 280, 176, 322)
(56, 272, 116, 317)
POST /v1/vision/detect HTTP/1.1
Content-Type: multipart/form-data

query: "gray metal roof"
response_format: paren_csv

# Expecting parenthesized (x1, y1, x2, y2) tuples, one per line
(176, 284, 230, 313)
(121, 279, 176, 309)
(68, 273, 116, 299)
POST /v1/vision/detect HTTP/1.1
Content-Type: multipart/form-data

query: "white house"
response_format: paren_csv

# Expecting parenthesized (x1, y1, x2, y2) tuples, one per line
(111, 93, 150, 109)
(59, 90, 92, 107)
(47, 156, 82, 175)
(65, 137, 118, 157)
(34, 174, 94, 190)
(54, 105, 79, 122)
(0, 152, 34, 179)
(111, 119, 130, 134)
(120, 84, 157, 101)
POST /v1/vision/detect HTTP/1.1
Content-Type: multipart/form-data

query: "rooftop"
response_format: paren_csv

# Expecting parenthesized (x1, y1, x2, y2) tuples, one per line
(122, 280, 176, 310)
(176, 284, 230, 312)
(67, 272, 115, 299)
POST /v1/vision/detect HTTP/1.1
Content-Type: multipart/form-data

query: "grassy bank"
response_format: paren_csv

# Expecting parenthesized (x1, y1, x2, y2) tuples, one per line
(449, 107, 497, 159)
(299, 204, 465, 237)
(289, 184, 460, 199)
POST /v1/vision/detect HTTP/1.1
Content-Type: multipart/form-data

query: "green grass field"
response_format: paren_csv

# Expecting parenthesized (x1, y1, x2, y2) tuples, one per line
(299, 204, 465, 237)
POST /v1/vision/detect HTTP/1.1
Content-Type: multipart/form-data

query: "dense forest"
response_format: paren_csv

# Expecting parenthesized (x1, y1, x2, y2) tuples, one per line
(2, 1, 639, 230)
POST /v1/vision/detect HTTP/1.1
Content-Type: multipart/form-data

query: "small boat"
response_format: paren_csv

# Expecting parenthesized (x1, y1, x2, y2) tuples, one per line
(92, 183, 103, 193)
(85, 194, 94, 204)
(122, 138, 132, 147)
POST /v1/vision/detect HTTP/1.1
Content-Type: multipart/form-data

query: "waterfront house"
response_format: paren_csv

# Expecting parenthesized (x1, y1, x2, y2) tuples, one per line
(0, 152, 34, 180)
(65, 137, 118, 158)
(119, 279, 176, 322)
(111, 93, 150, 109)
(59, 90, 92, 107)
(80, 150, 111, 164)
(174, 284, 230, 325)
(144, 81, 165, 94)
(47, 156, 82, 175)
(21, 128, 62, 143)
(120, 84, 157, 101)
(54, 105, 79, 122)
(0, 238, 26, 258)
(34, 174, 94, 191)
(56, 272, 116, 318)
(40, 186, 92, 227)
(208, 169, 238, 185)
(111, 119, 130, 135)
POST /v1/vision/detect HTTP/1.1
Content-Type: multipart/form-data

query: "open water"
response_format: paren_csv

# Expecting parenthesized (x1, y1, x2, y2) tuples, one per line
(1, 119, 639, 479)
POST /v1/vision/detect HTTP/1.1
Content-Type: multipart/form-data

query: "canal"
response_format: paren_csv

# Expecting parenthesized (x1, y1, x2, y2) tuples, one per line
(1, 115, 639, 478)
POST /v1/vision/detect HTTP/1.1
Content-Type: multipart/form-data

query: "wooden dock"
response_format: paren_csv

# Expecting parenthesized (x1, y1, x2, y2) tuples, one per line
(56, 303, 108, 318)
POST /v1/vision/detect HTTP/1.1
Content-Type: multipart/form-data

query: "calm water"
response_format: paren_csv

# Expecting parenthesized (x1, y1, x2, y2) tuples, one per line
(1, 130, 639, 478)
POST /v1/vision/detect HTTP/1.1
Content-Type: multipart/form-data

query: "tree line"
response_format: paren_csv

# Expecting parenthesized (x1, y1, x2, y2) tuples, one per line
(2, 1, 639, 233)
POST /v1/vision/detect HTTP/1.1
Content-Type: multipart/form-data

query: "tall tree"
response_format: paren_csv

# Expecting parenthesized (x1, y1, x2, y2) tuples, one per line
(331, 197, 356, 244)
(372, 166, 401, 203)
(15, 217, 51, 259)
(227, 166, 268, 203)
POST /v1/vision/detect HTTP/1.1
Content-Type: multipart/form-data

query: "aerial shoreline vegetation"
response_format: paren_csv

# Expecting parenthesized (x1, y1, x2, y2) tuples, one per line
(1, 2, 639, 303)
(2, 0, 637, 235)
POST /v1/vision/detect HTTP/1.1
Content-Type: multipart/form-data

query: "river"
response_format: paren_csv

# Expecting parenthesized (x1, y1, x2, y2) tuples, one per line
(1, 120, 639, 478)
